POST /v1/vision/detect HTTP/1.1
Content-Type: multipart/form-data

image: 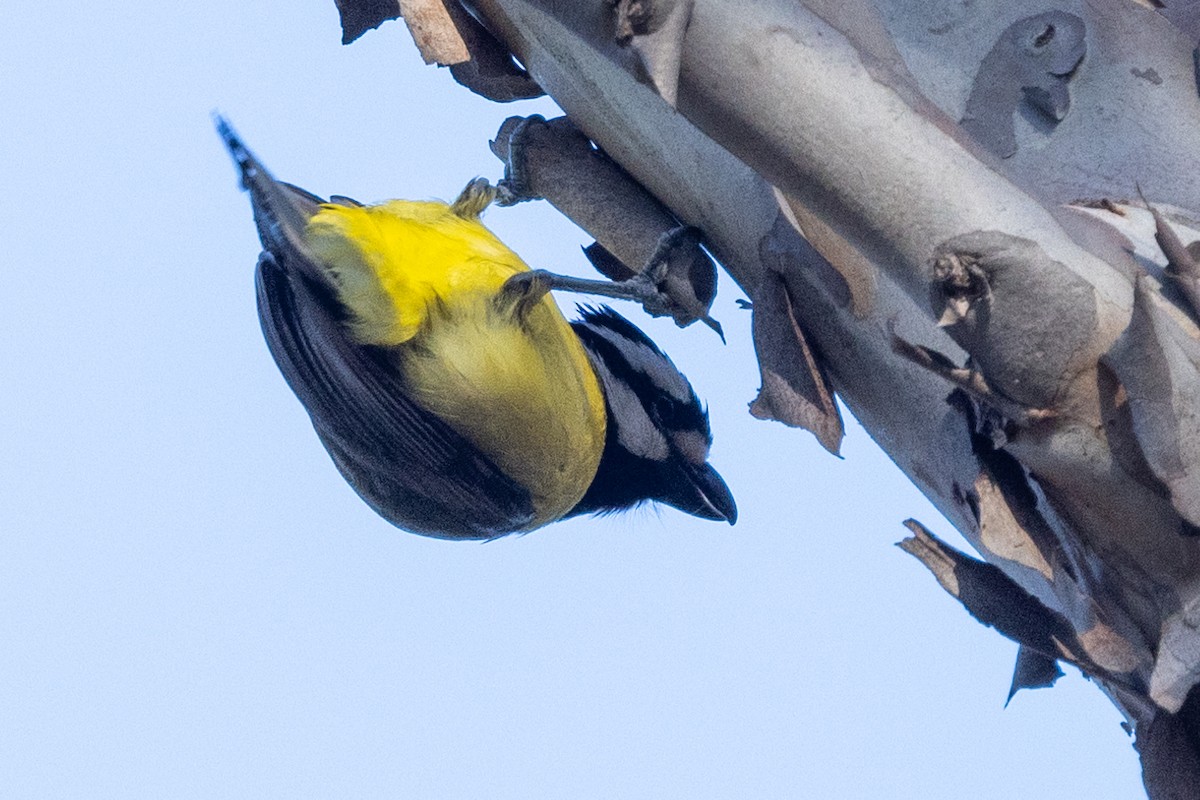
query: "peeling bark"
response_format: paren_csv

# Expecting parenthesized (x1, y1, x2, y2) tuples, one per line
(748, 269, 843, 454)
(345, 0, 1200, 793)
(397, 0, 471, 63)
(1008, 645, 1064, 703)
(960, 11, 1087, 159)
(335, 0, 402, 44)
(609, 0, 693, 105)
(489, 115, 721, 330)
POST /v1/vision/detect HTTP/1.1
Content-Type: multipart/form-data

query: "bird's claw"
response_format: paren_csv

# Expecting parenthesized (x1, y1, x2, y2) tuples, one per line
(494, 115, 547, 206)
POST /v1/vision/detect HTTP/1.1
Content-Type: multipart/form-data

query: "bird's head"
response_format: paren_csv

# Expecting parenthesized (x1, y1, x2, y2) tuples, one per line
(569, 306, 737, 525)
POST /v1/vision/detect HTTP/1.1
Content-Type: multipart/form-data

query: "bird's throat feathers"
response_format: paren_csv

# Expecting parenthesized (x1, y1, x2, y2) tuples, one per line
(304, 199, 607, 528)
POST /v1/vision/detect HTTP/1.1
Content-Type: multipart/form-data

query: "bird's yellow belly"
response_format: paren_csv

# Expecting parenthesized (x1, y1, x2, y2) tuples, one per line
(303, 198, 607, 528)
(397, 296, 607, 528)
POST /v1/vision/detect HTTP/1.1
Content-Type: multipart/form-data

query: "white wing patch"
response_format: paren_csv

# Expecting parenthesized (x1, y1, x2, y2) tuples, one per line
(589, 357, 670, 461)
(586, 323, 693, 403)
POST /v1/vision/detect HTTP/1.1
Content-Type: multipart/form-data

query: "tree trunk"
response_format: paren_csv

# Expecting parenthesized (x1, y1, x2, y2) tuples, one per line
(345, 0, 1200, 794)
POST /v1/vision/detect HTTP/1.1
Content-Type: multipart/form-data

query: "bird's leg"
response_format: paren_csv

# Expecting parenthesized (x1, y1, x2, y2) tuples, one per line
(497, 270, 555, 319)
(497, 229, 708, 319)
(501, 265, 675, 318)
(518, 227, 685, 317)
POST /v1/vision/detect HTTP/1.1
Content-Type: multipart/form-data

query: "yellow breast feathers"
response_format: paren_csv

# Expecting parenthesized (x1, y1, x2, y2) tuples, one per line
(305, 199, 607, 528)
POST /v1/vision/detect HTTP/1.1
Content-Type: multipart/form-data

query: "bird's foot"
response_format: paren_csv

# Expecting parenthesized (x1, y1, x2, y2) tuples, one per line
(493, 115, 548, 206)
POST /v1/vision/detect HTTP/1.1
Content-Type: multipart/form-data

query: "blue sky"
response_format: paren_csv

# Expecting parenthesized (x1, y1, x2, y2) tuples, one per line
(2, 2, 1143, 797)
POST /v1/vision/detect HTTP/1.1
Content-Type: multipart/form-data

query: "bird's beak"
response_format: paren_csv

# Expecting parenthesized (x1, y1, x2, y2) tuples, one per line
(674, 461, 738, 525)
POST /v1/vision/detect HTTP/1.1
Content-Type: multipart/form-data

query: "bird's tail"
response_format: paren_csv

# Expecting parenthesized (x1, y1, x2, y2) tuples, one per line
(215, 114, 327, 286)
(214, 113, 259, 187)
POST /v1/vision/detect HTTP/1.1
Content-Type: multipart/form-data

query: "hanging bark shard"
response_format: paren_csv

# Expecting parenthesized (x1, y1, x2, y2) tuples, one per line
(1139, 188, 1200, 320)
(609, 0, 693, 106)
(897, 521, 1076, 659)
(1104, 276, 1200, 533)
(898, 520, 1140, 690)
(446, 2, 544, 100)
(396, 0, 471, 63)
(772, 188, 876, 319)
(1008, 645, 1065, 704)
(748, 269, 843, 454)
(335, 0, 402, 44)
(338, 0, 543, 96)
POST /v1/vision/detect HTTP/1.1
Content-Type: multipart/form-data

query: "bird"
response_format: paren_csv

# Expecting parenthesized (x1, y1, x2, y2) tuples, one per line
(216, 116, 736, 540)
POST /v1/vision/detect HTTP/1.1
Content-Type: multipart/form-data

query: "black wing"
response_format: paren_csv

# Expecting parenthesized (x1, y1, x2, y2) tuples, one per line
(256, 254, 535, 539)
(218, 116, 534, 538)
